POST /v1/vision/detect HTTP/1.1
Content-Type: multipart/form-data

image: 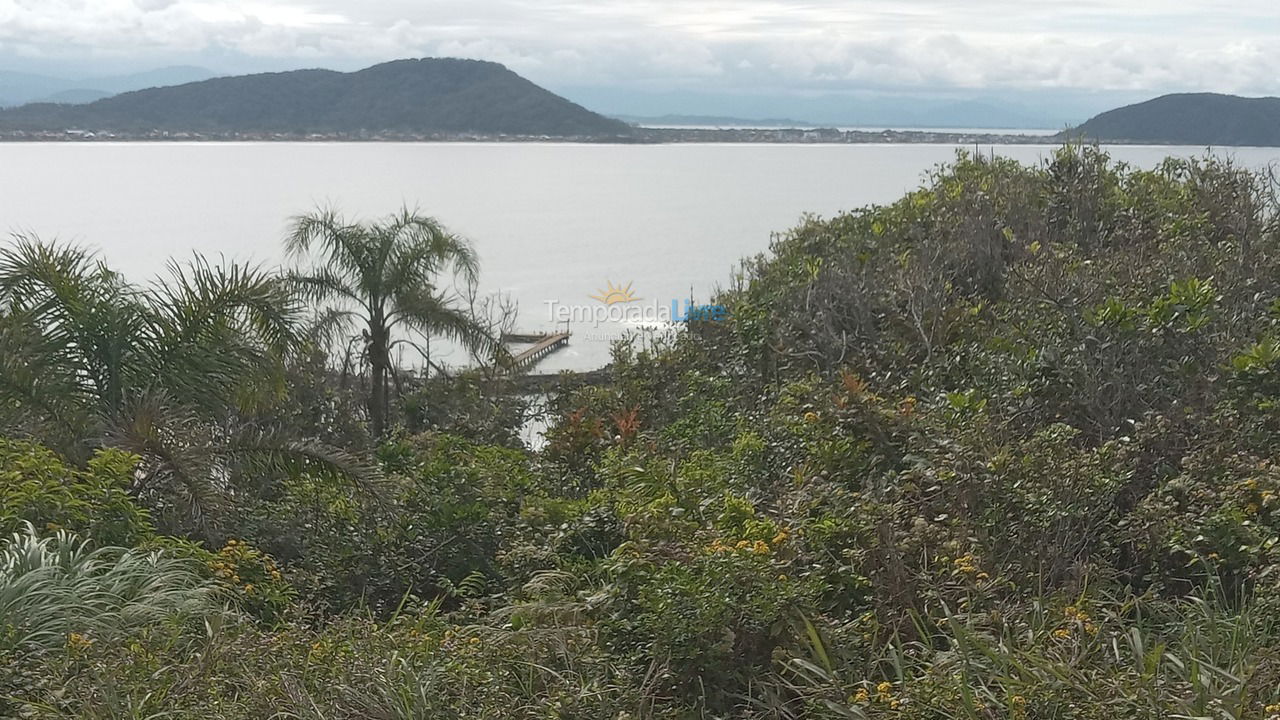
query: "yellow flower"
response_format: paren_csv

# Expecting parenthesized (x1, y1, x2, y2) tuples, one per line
(1265, 702, 1280, 713)
(803, 411, 819, 423)
(898, 396, 917, 415)
(852, 688, 870, 703)
(1011, 695, 1026, 706)
(771, 531, 789, 545)
(752, 540, 771, 555)
(67, 632, 94, 650)
(244, 584, 255, 594)
(1052, 628, 1071, 639)
(876, 681, 894, 700)
(976, 572, 990, 581)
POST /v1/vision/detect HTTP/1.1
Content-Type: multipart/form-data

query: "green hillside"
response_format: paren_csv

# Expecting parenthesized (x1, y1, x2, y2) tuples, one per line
(1068, 92, 1280, 146)
(0, 58, 633, 137)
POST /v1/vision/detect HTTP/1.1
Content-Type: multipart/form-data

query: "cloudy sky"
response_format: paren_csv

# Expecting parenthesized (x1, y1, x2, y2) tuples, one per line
(2, 1, 1278, 119)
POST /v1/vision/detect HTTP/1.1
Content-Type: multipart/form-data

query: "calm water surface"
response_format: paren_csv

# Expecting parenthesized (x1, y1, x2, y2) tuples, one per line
(1, 142, 1277, 371)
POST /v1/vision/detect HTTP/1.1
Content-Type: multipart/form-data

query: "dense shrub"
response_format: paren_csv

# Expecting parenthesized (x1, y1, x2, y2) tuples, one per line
(0, 440, 152, 547)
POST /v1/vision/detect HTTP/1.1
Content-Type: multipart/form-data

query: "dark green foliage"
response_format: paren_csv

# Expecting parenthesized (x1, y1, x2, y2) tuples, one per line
(231, 433, 530, 616)
(0, 440, 151, 547)
(400, 371, 530, 447)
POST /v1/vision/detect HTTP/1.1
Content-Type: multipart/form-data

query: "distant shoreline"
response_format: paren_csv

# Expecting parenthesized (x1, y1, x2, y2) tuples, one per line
(2, 127, 1276, 147)
(0, 127, 1058, 144)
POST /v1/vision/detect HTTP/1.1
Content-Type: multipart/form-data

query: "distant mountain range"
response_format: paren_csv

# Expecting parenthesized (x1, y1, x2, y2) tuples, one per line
(1066, 93, 1280, 146)
(3, 59, 1276, 145)
(0, 66, 215, 107)
(0, 59, 631, 137)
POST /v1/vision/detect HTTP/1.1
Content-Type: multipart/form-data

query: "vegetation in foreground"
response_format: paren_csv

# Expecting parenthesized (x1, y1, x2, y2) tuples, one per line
(4, 147, 1280, 718)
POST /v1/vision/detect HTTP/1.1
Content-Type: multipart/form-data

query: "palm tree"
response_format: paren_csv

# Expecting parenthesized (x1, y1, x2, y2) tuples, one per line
(0, 237, 373, 531)
(285, 207, 500, 438)
(0, 237, 296, 436)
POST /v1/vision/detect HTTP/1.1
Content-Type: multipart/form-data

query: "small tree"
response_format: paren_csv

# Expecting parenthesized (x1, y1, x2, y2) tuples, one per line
(286, 207, 499, 438)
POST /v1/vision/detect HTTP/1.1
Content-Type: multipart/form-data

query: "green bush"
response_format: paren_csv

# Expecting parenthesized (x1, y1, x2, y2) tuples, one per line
(0, 440, 152, 547)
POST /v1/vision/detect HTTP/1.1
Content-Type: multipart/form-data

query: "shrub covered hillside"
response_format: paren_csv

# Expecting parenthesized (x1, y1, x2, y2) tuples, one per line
(5, 146, 1280, 719)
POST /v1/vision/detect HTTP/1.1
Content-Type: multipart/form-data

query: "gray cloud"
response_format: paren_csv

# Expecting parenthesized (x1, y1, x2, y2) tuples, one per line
(1, 0, 1278, 94)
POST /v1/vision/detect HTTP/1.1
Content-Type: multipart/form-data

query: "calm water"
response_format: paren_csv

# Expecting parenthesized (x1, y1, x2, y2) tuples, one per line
(1, 142, 1277, 371)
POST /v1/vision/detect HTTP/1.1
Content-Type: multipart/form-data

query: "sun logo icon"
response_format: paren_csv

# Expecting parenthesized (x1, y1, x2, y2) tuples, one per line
(590, 280, 641, 305)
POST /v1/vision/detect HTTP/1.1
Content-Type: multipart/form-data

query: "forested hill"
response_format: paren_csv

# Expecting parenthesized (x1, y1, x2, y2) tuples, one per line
(0, 58, 633, 138)
(1066, 92, 1280, 146)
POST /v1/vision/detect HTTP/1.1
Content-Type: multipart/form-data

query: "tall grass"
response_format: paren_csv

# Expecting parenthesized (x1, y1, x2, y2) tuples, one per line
(0, 523, 222, 650)
(761, 591, 1280, 720)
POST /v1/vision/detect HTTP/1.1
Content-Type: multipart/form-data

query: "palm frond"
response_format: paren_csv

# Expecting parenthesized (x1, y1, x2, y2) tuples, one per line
(304, 305, 363, 352)
(380, 207, 481, 290)
(390, 286, 502, 364)
(0, 235, 103, 310)
(284, 208, 374, 293)
(0, 237, 148, 424)
(146, 257, 302, 413)
(102, 391, 226, 533)
(285, 267, 367, 310)
(0, 308, 95, 448)
(223, 428, 388, 502)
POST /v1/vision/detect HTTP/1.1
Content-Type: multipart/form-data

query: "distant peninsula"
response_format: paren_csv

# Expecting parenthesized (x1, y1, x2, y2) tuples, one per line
(1065, 93, 1280, 147)
(0, 58, 633, 140)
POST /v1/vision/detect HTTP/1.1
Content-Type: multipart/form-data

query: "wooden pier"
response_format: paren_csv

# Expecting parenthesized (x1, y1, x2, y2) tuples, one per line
(502, 331, 570, 372)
